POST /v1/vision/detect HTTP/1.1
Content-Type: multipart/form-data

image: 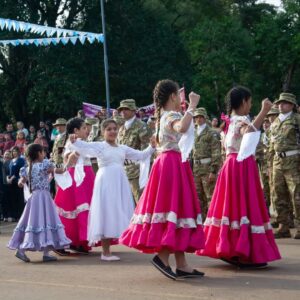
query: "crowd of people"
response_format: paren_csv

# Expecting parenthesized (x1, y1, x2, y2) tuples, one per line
(1, 80, 299, 280)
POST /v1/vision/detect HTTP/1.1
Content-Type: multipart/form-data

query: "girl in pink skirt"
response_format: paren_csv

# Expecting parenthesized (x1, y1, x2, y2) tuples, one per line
(54, 118, 95, 255)
(197, 86, 281, 268)
(120, 79, 205, 280)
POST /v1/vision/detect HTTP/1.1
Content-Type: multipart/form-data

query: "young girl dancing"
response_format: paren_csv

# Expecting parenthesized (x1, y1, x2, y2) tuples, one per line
(69, 119, 156, 261)
(120, 79, 205, 280)
(197, 86, 281, 268)
(7, 144, 71, 262)
(54, 118, 95, 255)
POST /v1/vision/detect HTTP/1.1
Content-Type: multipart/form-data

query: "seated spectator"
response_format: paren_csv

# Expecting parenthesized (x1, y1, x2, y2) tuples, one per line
(4, 123, 16, 140)
(0, 133, 4, 153)
(34, 130, 49, 152)
(14, 131, 27, 154)
(26, 125, 36, 144)
(16, 121, 29, 138)
(3, 133, 15, 152)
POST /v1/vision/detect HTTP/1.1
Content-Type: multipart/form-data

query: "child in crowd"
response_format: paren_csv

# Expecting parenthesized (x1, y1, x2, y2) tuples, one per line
(69, 119, 155, 261)
(7, 143, 71, 262)
(14, 131, 27, 154)
(197, 86, 281, 268)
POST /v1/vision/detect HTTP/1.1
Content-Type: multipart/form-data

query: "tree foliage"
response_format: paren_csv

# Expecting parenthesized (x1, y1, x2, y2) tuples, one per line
(1, 0, 300, 127)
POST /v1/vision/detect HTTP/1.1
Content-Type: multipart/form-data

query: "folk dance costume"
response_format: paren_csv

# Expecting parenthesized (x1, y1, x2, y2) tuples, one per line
(54, 142, 95, 250)
(197, 115, 281, 264)
(120, 111, 205, 253)
(8, 159, 71, 252)
(70, 140, 155, 246)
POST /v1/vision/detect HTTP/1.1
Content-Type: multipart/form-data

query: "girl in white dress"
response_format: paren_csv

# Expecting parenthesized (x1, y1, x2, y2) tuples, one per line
(69, 119, 155, 261)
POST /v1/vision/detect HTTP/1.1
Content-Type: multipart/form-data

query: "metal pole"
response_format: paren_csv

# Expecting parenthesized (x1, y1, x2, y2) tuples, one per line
(100, 0, 110, 117)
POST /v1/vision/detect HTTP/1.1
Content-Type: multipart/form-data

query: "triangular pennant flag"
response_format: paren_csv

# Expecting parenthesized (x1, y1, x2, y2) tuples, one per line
(33, 39, 40, 46)
(87, 36, 95, 44)
(70, 37, 77, 45)
(0, 19, 5, 30)
(79, 36, 86, 45)
(61, 37, 69, 45)
(12, 21, 17, 31)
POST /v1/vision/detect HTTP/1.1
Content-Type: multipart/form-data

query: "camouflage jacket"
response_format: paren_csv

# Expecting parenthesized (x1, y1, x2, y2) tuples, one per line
(87, 124, 103, 142)
(117, 118, 152, 179)
(51, 132, 67, 167)
(270, 113, 300, 153)
(269, 113, 300, 169)
(192, 125, 221, 174)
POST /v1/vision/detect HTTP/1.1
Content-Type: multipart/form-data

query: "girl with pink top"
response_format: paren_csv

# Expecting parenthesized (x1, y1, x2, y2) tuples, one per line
(197, 86, 281, 268)
(120, 79, 205, 280)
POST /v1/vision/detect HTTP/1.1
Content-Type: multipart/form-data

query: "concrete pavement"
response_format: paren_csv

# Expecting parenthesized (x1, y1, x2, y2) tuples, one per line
(0, 222, 299, 300)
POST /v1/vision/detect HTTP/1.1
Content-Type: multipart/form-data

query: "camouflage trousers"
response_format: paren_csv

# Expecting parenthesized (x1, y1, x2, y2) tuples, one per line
(193, 172, 216, 219)
(273, 162, 300, 227)
(257, 161, 271, 209)
(129, 177, 141, 205)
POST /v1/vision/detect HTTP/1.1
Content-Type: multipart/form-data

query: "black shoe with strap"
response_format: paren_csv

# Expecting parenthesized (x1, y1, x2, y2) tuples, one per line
(151, 255, 177, 280)
(238, 262, 268, 270)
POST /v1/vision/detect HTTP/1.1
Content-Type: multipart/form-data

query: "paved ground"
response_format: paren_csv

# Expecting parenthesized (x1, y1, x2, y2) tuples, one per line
(0, 222, 299, 300)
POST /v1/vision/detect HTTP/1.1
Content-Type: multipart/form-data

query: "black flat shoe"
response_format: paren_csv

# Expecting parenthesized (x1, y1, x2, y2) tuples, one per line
(238, 262, 268, 270)
(151, 255, 177, 280)
(52, 249, 71, 256)
(176, 269, 205, 278)
(70, 245, 89, 255)
(220, 257, 240, 267)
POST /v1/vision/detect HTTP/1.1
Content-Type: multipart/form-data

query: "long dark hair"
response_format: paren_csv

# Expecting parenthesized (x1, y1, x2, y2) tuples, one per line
(25, 143, 44, 193)
(63, 117, 85, 148)
(226, 86, 252, 115)
(153, 79, 179, 143)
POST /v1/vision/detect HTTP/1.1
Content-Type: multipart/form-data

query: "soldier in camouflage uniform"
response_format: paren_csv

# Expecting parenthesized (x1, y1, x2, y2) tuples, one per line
(117, 99, 152, 204)
(270, 93, 300, 239)
(256, 118, 271, 210)
(192, 108, 221, 219)
(51, 118, 67, 167)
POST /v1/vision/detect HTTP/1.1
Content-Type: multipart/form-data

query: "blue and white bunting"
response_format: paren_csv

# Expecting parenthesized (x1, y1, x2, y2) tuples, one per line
(0, 17, 103, 47)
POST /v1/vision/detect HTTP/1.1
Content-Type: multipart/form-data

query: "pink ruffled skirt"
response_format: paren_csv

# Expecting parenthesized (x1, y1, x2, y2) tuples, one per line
(120, 151, 205, 253)
(197, 154, 281, 263)
(54, 166, 95, 248)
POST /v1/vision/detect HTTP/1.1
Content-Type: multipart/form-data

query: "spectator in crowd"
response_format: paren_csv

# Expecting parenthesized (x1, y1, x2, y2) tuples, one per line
(138, 109, 149, 123)
(7, 146, 25, 221)
(1, 150, 12, 222)
(0, 133, 4, 153)
(16, 121, 29, 138)
(14, 131, 27, 154)
(34, 130, 49, 153)
(45, 121, 53, 149)
(4, 123, 16, 140)
(27, 125, 36, 144)
(3, 133, 15, 152)
(39, 121, 46, 137)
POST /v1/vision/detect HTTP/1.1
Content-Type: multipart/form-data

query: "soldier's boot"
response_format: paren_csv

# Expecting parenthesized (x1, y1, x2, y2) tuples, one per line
(271, 221, 279, 228)
(294, 229, 300, 239)
(274, 224, 291, 239)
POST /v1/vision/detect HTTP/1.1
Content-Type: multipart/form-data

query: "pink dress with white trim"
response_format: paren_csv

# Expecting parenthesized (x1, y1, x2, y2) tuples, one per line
(197, 115, 281, 263)
(54, 143, 95, 249)
(120, 111, 205, 253)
